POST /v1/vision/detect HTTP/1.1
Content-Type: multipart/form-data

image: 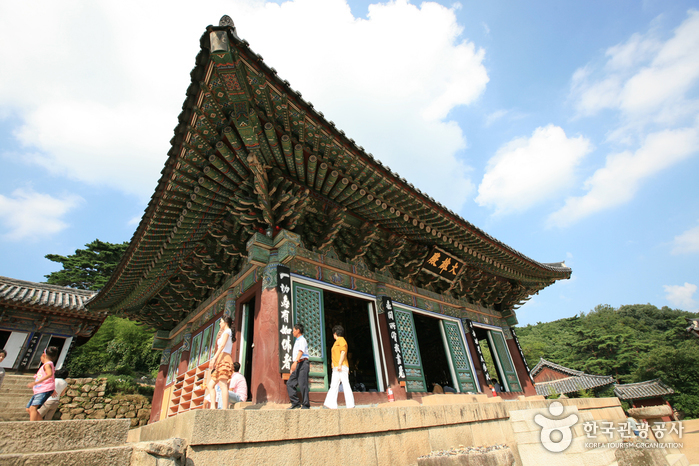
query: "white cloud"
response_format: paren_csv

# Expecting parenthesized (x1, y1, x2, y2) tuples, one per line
(664, 282, 698, 311)
(476, 125, 592, 215)
(672, 222, 699, 254)
(554, 11, 699, 227)
(0, 188, 83, 240)
(0, 0, 487, 209)
(548, 126, 699, 227)
(571, 10, 699, 134)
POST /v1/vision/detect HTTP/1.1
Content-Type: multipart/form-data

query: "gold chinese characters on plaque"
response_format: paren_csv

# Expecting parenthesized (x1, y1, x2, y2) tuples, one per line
(421, 247, 464, 282)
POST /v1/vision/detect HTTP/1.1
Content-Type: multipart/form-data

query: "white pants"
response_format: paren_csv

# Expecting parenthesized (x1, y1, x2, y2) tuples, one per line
(323, 366, 355, 409)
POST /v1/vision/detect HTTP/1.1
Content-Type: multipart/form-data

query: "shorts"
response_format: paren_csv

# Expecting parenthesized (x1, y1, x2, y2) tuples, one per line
(211, 353, 233, 382)
(38, 398, 60, 419)
(27, 391, 52, 409)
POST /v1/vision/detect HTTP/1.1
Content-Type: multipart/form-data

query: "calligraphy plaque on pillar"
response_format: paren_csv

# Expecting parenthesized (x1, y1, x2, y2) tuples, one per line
(464, 319, 492, 385)
(277, 265, 293, 374)
(381, 296, 406, 382)
(421, 247, 464, 282)
(19, 332, 41, 370)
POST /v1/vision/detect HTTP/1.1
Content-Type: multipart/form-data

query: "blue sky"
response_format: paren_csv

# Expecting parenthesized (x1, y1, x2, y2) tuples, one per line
(1, 0, 697, 325)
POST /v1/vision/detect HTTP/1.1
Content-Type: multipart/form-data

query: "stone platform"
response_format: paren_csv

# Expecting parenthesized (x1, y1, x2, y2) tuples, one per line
(128, 396, 632, 466)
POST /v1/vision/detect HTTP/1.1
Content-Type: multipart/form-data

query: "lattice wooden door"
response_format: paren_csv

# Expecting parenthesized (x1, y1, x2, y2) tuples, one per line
(488, 330, 522, 392)
(441, 320, 478, 393)
(394, 307, 427, 392)
(292, 283, 328, 391)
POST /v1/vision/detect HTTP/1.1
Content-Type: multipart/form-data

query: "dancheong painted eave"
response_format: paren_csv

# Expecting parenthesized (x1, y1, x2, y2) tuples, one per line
(88, 16, 570, 330)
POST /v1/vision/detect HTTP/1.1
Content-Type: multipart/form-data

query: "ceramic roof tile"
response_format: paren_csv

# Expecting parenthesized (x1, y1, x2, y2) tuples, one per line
(613, 379, 674, 400)
(0, 276, 98, 315)
(532, 358, 616, 396)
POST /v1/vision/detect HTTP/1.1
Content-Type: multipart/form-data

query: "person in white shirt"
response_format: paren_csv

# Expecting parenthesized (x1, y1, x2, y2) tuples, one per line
(205, 361, 248, 408)
(38, 369, 68, 421)
(207, 315, 234, 409)
(287, 323, 310, 409)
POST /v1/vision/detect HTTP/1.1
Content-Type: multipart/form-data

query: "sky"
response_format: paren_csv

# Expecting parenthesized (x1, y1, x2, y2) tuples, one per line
(1, 0, 698, 326)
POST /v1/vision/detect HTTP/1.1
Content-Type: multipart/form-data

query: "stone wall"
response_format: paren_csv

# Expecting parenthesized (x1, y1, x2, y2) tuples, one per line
(56, 378, 151, 428)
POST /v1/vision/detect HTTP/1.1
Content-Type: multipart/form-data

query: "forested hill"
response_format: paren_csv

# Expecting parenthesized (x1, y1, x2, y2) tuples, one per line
(516, 304, 699, 417)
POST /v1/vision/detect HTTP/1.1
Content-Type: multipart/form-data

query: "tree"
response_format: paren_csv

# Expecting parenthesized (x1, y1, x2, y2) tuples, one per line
(44, 239, 160, 378)
(45, 239, 128, 290)
(66, 316, 161, 378)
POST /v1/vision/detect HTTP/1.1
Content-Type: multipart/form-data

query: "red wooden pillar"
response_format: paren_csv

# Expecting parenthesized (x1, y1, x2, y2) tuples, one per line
(376, 306, 407, 401)
(149, 351, 170, 423)
(248, 280, 288, 404)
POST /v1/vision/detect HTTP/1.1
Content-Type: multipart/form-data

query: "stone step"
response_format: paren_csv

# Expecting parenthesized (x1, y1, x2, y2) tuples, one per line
(667, 453, 690, 466)
(0, 444, 132, 465)
(0, 419, 131, 454)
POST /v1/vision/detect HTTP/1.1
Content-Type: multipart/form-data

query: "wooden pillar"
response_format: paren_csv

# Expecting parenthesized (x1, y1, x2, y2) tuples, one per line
(375, 300, 407, 401)
(249, 279, 287, 404)
(149, 350, 170, 423)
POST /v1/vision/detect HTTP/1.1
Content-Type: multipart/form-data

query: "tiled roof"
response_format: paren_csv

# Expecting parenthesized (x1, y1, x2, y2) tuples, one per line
(532, 359, 616, 396)
(614, 379, 675, 400)
(531, 358, 581, 377)
(88, 16, 571, 329)
(0, 276, 97, 314)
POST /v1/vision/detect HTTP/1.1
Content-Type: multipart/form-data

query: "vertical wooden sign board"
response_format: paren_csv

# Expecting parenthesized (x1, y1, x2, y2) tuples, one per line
(510, 327, 534, 383)
(19, 333, 41, 370)
(382, 297, 406, 382)
(464, 319, 492, 386)
(277, 265, 293, 373)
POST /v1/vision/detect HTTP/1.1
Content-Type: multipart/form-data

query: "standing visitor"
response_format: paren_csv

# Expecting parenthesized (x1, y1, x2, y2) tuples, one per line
(207, 316, 234, 410)
(287, 323, 310, 409)
(26, 346, 58, 421)
(323, 325, 355, 409)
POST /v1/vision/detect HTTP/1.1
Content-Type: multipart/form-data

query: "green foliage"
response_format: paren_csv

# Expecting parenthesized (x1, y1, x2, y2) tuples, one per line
(101, 374, 155, 397)
(516, 304, 699, 418)
(45, 239, 128, 290)
(65, 316, 160, 378)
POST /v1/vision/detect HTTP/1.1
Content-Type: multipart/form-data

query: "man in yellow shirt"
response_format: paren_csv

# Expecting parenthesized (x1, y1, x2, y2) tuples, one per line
(323, 325, 355, 409)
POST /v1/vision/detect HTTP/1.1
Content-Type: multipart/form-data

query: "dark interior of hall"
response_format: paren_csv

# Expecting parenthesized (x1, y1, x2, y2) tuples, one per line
(413, 312, 455, 392)
(241, 296, 255, 401)
(322, 291, 378, 391)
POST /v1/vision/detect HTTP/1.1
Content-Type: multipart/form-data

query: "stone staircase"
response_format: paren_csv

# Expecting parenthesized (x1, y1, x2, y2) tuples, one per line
(0, 375, 35, 422)
(0, 419, 133, 464)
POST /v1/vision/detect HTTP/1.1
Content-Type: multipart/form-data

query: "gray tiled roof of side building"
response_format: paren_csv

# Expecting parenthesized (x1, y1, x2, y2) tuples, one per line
(613, 379, 675, 400)
(0, 276, 97, 314)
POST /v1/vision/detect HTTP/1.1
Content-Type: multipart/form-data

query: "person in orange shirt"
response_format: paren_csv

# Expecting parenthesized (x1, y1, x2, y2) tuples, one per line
(323, 325, 355, 409)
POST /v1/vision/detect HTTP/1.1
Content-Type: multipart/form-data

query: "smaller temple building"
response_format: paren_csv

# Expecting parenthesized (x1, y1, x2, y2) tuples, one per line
(531, 358, 615, 397)
(614, 379, 675, 421)
(0, 276, 102, 372)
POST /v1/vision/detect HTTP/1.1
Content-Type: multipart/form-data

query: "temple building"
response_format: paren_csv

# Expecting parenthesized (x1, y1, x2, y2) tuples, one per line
(0, 276, 101, 373)
(531, 358, 616, 397)
(88, 16, 571, 423)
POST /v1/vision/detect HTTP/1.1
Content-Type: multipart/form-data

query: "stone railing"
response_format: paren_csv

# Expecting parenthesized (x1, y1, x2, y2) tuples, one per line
(56, 377, 151, 428)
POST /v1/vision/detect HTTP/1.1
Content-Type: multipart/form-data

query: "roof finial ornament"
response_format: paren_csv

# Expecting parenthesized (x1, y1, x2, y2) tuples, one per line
(219, 15, 239, 40)
(220, 15, 235, 28)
